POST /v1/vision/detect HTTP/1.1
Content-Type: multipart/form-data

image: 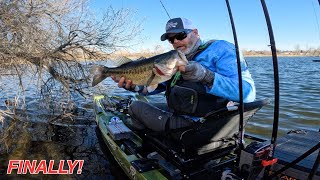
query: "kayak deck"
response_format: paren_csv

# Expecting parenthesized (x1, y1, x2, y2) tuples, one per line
(272, 129, 320, 179)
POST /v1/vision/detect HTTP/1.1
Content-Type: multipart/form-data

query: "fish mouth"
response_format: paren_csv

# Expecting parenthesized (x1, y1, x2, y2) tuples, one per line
(153, 50, 187, 77)
(176, 50, 188, 65)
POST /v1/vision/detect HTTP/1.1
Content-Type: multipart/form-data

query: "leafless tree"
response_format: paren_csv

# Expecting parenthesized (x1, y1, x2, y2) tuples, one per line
(0, 0, 142, 111)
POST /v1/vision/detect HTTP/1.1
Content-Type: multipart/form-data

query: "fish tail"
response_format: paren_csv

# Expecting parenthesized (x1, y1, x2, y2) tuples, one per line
(91, 65, 110, 86)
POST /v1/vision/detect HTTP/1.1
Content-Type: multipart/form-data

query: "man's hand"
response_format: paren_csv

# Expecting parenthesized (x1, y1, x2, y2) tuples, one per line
(178, 62, 214, 86)
(111, 76, 146, 93)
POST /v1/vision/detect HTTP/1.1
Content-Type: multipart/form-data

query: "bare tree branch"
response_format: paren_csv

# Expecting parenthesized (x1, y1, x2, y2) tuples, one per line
(0, 0, 143, 110)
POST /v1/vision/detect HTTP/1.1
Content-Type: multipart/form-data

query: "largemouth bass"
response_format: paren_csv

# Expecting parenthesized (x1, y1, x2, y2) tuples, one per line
(92, 50, 188, 91)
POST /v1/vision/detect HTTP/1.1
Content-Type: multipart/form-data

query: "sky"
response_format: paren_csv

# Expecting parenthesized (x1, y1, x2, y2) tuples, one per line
(89, 0, 320, 52)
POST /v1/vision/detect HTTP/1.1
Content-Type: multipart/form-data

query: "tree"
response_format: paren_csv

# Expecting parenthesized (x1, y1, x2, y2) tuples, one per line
(293, 44, 301, 53)
(0, 0, 142, 112)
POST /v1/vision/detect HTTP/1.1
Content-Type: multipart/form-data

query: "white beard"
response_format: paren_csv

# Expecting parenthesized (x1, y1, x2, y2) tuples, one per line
(183, 36, 201, 56)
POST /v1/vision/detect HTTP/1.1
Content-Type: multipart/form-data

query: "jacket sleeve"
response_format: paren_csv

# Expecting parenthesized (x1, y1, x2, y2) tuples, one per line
(201, 41, 256, 102)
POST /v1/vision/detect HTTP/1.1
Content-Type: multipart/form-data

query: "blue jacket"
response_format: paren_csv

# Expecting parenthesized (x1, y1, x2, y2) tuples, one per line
(195, 40, 256, 102)
(148, 40, 256, 103)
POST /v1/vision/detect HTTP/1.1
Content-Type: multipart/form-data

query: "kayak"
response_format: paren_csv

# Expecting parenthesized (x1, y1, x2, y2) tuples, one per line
(94, 94, 167, 179)
(93, 94, 266, 179)
(93, 94, 319, 179)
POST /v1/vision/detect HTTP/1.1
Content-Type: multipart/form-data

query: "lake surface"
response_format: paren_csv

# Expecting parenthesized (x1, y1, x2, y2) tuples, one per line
(246, 56, 320, 138)
(0, 56, 319, 179)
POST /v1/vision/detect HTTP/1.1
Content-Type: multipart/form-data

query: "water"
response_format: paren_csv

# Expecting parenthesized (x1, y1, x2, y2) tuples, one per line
(0, 56, 319, 179)
(246, 56, 320, 138)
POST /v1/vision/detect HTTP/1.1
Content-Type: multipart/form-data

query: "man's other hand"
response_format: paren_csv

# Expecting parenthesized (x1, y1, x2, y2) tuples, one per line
(179, 62, 207, 82)
(178, 62, 214, 86)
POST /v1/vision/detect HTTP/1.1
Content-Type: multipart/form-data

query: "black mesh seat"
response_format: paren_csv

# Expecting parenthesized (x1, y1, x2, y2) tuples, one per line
(144, 99, 270, 169)
(171, 99, 270, 155)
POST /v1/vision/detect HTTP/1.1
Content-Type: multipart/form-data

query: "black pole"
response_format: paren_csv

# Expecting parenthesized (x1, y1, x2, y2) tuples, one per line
(308, 128, 320, 179)
(225, 0, 244, 158)
(259, 0, 280, 178)
(308, 147, 320, 180)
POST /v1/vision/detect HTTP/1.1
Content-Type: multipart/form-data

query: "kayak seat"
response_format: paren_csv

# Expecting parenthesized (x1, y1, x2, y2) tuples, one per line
(169, 99, 269, 155)
(169, 98, 270, 156)
(144, 99, 270, 169)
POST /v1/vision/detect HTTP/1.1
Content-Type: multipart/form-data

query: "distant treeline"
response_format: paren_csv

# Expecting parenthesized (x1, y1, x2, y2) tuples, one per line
(242, 48, 320, 57)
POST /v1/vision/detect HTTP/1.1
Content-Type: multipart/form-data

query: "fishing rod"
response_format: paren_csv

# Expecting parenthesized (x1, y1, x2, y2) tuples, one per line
(259, 0, 280, 178)
(159, 0, 171, 19)
(312, 0, 320, 42)
(224, 0, 244, 164)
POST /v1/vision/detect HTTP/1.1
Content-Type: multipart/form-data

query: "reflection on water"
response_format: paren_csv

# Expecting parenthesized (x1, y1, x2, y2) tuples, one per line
(0, 111, 116, 179)
(0, 56, 319, 178)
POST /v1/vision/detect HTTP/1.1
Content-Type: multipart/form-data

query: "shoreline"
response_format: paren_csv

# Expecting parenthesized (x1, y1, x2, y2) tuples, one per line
(243, 54, 320, 58)
(110, 50, 320, 59)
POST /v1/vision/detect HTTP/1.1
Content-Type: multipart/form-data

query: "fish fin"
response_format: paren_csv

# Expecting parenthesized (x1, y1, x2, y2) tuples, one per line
(90, 65, 105, 74)
(92, 74, 107, 86)
(147, 84, 158, 93)
(145, 71, 157, 93)
(112, 56, 133, 67)
(91, 65, 109, 86)
(146, 72, 156, 87)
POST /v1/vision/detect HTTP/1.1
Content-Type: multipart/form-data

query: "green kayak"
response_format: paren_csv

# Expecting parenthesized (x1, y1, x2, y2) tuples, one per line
(93, 94, 267, 179)
(93, 94, 319, 180)
(94, 94, 168, 179)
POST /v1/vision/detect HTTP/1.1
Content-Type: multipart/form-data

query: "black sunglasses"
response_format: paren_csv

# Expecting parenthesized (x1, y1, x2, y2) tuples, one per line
(168, 30, 192, 44)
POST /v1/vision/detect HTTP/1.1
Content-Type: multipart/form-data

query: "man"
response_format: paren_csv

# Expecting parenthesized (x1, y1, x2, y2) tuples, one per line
(113, 17, 256, 132)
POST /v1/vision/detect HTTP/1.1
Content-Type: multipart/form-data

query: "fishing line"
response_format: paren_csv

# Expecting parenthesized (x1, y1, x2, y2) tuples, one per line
(159, 0, 171, 19)
(311, 0, 320, 40)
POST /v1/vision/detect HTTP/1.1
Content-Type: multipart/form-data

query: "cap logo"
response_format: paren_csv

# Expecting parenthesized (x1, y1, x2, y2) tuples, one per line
(166, 22, 178, 31)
